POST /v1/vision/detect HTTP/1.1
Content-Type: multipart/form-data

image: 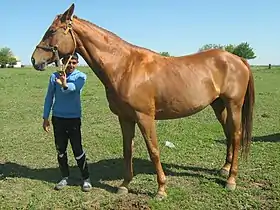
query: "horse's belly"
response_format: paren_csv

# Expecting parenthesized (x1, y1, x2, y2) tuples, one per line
(154, 93, 217, 120)
(154, 104, 207, 120)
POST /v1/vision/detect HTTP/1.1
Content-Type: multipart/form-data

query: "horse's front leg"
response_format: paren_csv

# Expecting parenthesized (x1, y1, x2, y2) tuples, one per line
(136, 112, 167, 200)
(117, 117, 136, 194)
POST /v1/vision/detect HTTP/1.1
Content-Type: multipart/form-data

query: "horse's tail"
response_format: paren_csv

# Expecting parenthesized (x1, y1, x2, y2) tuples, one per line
(240, 58, 255, 159)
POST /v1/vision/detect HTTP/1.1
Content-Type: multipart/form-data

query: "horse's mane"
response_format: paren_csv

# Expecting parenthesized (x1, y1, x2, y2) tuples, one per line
(73, 15, 160, 55)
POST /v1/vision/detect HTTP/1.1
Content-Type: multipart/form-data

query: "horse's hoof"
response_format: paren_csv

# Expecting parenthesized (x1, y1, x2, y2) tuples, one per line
(225, 182, 236, 191)
(220, 169, 230, 177)
(117, 186, 129, 195)
(154, 192, 167, 201)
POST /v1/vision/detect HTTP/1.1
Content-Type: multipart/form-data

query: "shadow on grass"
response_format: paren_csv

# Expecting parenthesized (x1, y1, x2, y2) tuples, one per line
(0, 158, 224, 194)
(215, 133, 280, 144)
(252, 133, 280, 143)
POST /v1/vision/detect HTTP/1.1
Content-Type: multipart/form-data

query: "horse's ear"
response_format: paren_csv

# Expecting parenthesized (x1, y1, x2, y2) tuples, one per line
(61, 3, 75, 22)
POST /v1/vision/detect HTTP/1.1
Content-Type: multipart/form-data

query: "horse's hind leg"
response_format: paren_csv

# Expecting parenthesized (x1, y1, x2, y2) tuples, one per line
(211, 98, 232, 176)
(224, 100, 243, 190)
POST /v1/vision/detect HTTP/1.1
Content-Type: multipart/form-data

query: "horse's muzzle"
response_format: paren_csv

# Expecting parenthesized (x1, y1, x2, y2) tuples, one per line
(31, 57, 46, 71)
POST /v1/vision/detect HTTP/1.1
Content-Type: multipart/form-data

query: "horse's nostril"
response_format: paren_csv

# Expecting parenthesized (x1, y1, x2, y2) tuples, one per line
(31, 57, 35, 65)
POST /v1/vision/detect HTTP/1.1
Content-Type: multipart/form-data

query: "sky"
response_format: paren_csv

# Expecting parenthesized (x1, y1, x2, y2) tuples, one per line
(1, 0, 279, 65)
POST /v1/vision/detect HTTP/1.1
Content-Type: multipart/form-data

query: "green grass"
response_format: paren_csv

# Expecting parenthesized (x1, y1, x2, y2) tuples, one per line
(0, 66, 279, 209)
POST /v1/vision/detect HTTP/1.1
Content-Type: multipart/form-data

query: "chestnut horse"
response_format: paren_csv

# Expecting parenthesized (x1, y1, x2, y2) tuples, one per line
(31, 4, 255, 199)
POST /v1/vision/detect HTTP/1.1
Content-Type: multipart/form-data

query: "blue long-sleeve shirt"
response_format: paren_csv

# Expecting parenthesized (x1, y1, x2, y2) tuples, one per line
(43, 69, 87, 119)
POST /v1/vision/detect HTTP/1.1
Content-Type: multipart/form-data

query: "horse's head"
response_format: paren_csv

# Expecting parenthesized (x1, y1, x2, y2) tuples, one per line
(31, 4, 76, 71)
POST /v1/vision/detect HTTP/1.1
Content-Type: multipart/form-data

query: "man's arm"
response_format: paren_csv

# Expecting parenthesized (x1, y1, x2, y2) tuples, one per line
(61, 74, 87, 93)
(43, 74, 55, 119)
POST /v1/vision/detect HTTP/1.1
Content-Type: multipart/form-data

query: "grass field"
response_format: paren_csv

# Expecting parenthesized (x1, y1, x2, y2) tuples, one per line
(0, 66, 279, 209)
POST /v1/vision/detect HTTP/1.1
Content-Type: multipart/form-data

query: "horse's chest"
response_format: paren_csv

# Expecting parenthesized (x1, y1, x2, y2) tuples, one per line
(105, 89, 135, 118)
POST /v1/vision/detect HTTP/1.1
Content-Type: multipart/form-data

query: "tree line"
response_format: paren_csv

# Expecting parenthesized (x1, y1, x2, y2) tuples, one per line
(160, 42, 256, 60)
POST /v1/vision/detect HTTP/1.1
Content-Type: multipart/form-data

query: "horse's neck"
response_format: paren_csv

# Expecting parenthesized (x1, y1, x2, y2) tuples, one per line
(73, 18, 131, 87)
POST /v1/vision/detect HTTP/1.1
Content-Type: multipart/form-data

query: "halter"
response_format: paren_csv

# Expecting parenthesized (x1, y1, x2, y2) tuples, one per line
(35, 16, 77, 73)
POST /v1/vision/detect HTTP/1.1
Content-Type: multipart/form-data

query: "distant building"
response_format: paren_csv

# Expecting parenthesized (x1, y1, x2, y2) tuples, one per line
(13, 56, 22, 68)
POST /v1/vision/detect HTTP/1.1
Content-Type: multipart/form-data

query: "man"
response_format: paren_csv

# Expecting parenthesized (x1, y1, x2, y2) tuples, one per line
(42, 53, 92, 192)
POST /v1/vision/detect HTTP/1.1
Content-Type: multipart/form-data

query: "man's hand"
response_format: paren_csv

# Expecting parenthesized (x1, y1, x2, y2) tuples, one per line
(43, 119, 51, 132)
(56, 72, 68, 88)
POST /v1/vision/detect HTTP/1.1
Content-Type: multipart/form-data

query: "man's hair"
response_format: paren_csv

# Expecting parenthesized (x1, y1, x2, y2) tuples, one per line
(62, 52, 79, 62)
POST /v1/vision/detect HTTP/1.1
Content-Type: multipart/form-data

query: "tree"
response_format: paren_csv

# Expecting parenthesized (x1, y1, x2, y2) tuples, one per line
(198, 44, 224, 52)
(232, 42, 256, 60)
(159, 51, 170, 57)
(198, 42, 256, 60)
(0, 47, 16, 66)
(8, 57, 17, 65)
(224, 44, 236, 54)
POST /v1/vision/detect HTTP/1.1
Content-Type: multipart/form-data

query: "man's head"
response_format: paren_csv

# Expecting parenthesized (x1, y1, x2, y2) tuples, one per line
(62, 52, 79, 73)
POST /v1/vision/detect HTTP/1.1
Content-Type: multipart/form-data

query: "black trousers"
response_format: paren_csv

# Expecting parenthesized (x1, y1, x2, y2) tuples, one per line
(51, 116, 89, 180)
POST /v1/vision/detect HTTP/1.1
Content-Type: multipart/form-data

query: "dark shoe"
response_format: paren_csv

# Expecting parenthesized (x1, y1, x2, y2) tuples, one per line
(54, 177, 68, 190)
(82, 178, 92, 192)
